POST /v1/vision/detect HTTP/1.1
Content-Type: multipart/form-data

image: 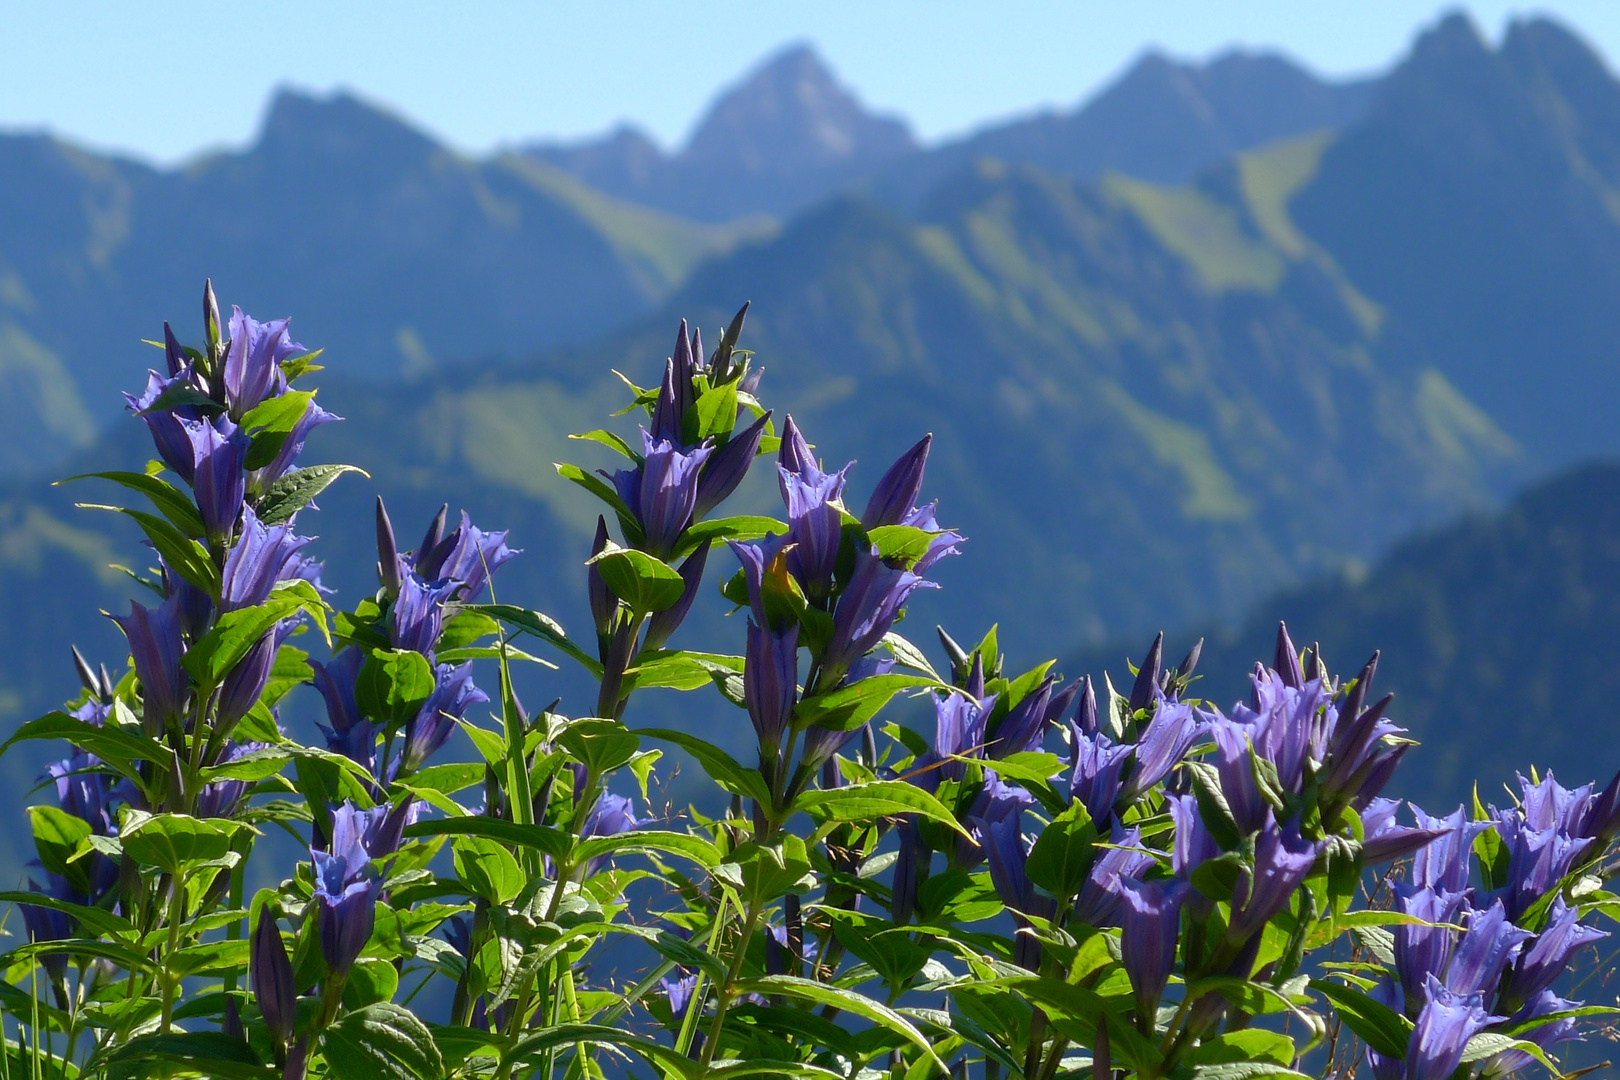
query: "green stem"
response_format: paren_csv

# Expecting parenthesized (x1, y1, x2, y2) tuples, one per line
(156, 874, 186, 1033)
(698, 899, 761, 1069)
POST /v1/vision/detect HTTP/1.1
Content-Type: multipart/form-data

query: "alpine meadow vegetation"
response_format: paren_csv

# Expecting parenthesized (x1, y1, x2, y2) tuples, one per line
(3, 284, 1617, 1080)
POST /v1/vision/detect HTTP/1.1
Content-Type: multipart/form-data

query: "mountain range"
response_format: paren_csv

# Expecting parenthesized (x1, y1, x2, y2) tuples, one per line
(1, 11, 1619, 822)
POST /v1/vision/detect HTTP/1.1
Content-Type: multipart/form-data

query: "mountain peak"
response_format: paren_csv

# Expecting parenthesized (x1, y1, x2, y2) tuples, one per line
(682, 43, 915, 173)
(256, 87, 442, 164)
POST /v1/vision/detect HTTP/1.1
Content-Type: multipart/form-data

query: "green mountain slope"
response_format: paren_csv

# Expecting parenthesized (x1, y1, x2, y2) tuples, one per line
(0, 90, 768, 474)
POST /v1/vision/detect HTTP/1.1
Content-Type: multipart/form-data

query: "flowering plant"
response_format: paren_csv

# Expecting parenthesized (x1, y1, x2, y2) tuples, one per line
(2, 285, 1616, 1079)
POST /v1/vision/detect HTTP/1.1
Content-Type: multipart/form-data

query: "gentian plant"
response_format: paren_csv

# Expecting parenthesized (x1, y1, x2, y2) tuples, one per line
(0, 285, 1616, 1080)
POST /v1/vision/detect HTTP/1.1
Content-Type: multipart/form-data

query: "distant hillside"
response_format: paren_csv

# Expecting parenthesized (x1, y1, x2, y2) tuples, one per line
(1076, 461, 1620, 809)
(0, 89, 768, 473)
(529, 44, 1376, 220)
(1290, 14, 1620, 466)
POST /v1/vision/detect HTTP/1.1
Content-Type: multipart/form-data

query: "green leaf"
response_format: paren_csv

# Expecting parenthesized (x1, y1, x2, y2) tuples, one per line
(343, 957, 401, 1009)
(0, 890, 136, 940)
(671, 515, 785, 559)
(557, 717, 640, 774)
(256, 463, 367, 526)
(1310, 978, 1413, 1059)
(733, 975, 948, 1075)
(241, 390, 315, 470)
(882, 632, 944, 680)
(451, 836, 524, 905)
(29, 805, 92, 885)
(621, 650, 744, 694)
(103, 1032, 271, 1080)
(867, 525, 942, 569)
(1025, 801, 1099, 899)
(637, 728, 771, 805)
(356, 648, 437, 727)
(794, 674, 937, 733)
(322, 1001, 445, 1080)
(132, 380, 226, 417)
(556, 462, 643, 545)
(568, 429, 640, 461)
(120, 813, 248, 879)
(408, 762, 485, 796)
(466, 603, 602, 676)
(86, 505, 218, 594)
(405, 817, 568, 861)
(503, 1023, 697, 1079)
(62, 471, 204, 537)
(0, 711, 165, 780)
(200, 746, 293, 783)
(573, 830, 721, 869)
(1184, 1030, 1297, 1067)
(586, 542, 685, 614)
(794, 779, 970, 837)
(1189, 1065, 1312, 1080)
(689, 377, 739, 442)
(182, 598, 303, 688)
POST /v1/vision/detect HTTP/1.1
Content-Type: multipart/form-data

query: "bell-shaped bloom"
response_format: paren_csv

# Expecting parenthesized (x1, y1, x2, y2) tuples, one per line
(1069, 723, 1131, 825)
(662, 973, 699, 1016)
(1320, 670, 1405, 810)
(891, 822, 924, 926)
(190, 420, 250, 542)
(862, 434, 931, 530)
(898, 500, 965, 576)
(220, 507, 314, 612)
(1228, 815, 1322, 942)
(614, 429, 713, 557)
(1169, 794, 1219, 921)
(975, 800, 1054, 970)
(726, 532, 796, 631)
(216, 629, 280, 736)
(1481, 990, 1582, 1079)
(1362, 798, 1457, 865)
(223, 307, 300, 418)
(1209, 718, 1269, 837)
(1394, 886, 1469, 1008)
(313, 648, 365, 740)
(781, 465, 849, 600)
(1119, 694, 1207, 801)
(821, 544, 933, 681)
(1410, 804, 1491, 894)
(1119, 877, 1187, 1021)
(1517, 770, 1592, 836)
(693, 410, 771, 520)
(247, 398, 339, 495)
(1073, 675, 1101, 736)
(311, 848, 379, 980)
(643, 540, 710, 652)
(1405, 974, 1501, 1080)
(391, 573, 460, 657)
(330, 798, 419, 863)
(429, 511, 519, 602)
(251, 907, 297, 1047)
(744, 621, 799, 761)
(912, 685, 996, 794)
(777, 416, 824, 490)
(125, 370, 202, 482)
(988, 677, 1065, 761)
(580, 791, 642, 874)
(396, 663, 488, 776)
(1492, 811, 1593, 922)
(109, 596, 188, 736)
(1073, 822, 1156, 928)
(1127, 633, 1164, 715)
(1505, 897, 1608, 1008)
(1446, 900, 1532, 997)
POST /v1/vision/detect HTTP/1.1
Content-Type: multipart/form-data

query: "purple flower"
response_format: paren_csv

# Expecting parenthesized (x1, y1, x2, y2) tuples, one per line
(109, 596, 187, 736)
(580, 791, 642, 874)
(1118, 694, 1207, 801)
(1228, 815, 1322, 942)
(375, 497, 403, 597)
(221, 507, 314, 612)
(427, 511, 519, 602)
(1319, 656, 1404, 810)
(20, 877, 75, 983)
(1073, 822, 1157, 928)
(662, 973, 699, 1016)
(1482, 991, 1582, 1079)
(251, 907, 297, 1047)
(1446, 900, 1532, 997)
(1394, 887, 1469, 1009)
(1119, 877, 1187, 1020)
(215, 629, 280, 736)
(391, 573, 460, 657)
(588, 516, 617, 639)
(222, 307, 301, 419)
(799, 722, 862, 776)
(744, 620, 799, 762)
(901, 500, 965, 575)
(1504, 897, 1608, 1008)
(862, 434, 931, 530)
(124, 369, 201, 482)
(781, 464, 849, 601)
(974, 798, 1054, 970)
(247, 398, 339, 495)
(330, 799, 419, 862)
(1406, 974, 1501, 1080)
(650, 324, 696, 446)
(988, 677, 1068, 761)
(820, 544, 933, 682)
(1362, 798, 1457, 865)
(396, 663, 488, 776)
(693, 410, 772, 519)
(613, 429, 713, 558)
(1410, 804, 1491, 894)
(777, 416, 823, 490)
(189, 420, 250, 542)
(1069, 723, 1131, 825)
(1491, 812, 1592, 922)
(312, 648, 364, 740)
(1518, 771, 1592, 836)
(312, 856, 378, 981)
(727, 532, 794, 631)
(1578, 767, 1620, 848)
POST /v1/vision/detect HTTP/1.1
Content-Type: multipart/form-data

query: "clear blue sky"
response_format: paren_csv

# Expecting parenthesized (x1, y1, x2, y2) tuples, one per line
(1, 1, 1615, 164)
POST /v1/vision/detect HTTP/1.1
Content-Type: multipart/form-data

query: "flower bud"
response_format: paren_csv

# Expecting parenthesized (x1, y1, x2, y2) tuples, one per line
(251, 907, 297, 1048)
(375, 497, 402, 598)
(588, 516, 617, 641)
(1127, 632, 1163, 715)
(643, 540, 711, 652)
(693, 410, 771, 519)
(862, 433, 931, 530)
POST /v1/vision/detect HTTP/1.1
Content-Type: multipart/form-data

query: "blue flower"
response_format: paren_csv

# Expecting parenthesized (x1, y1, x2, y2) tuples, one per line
(642, 540, 709, 652)
(424, 511, 519, 603)
(1361, 798, 1458, 865)
(220, 507, 314, 612)
(1393, 887, 1469, 1009)
(1503, 896, 1608, 1009)
(1073, 822, 1157, 928)
(862, 435, 931, 530)
(1491, 811, 1592, 922)
(109, 595, 188, 736)
(1118, 693, 1207, 801)
(1405, 974, 1501, 1080)
(124, 369, 202, 482)
(613, 429, 713, 558)
(1119, 877, 1187, 1021)
(693, 411, 772, 520)
(1445, 900, 1532, 997)
(1068, 722, 1131, 825)
(189, 419, 250, 543)
(310, 807, 382, 980)
(391, 573, 461, 657)
(1410, 804, 1491, 893)
(247, 398, 339, 495)
(1227, 814, 1322, 942)
(744, 620, 799, 761)
(820, 543, 933, 683)
(251, 906, 297, 1048)
(196, 742, 273, 819)
(222, 307, 302, 419)
(781, 464, 849, 601)
(396, 663, 488, 777)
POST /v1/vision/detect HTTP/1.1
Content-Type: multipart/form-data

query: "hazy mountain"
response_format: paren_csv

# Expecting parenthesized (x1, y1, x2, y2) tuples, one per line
(528, 44, 916, 220)
(0, 88, 769, 474)
(1290, 13, 1620, 466)
(530, 44, 1375, 220)
(1074, 460, 1620, 810)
